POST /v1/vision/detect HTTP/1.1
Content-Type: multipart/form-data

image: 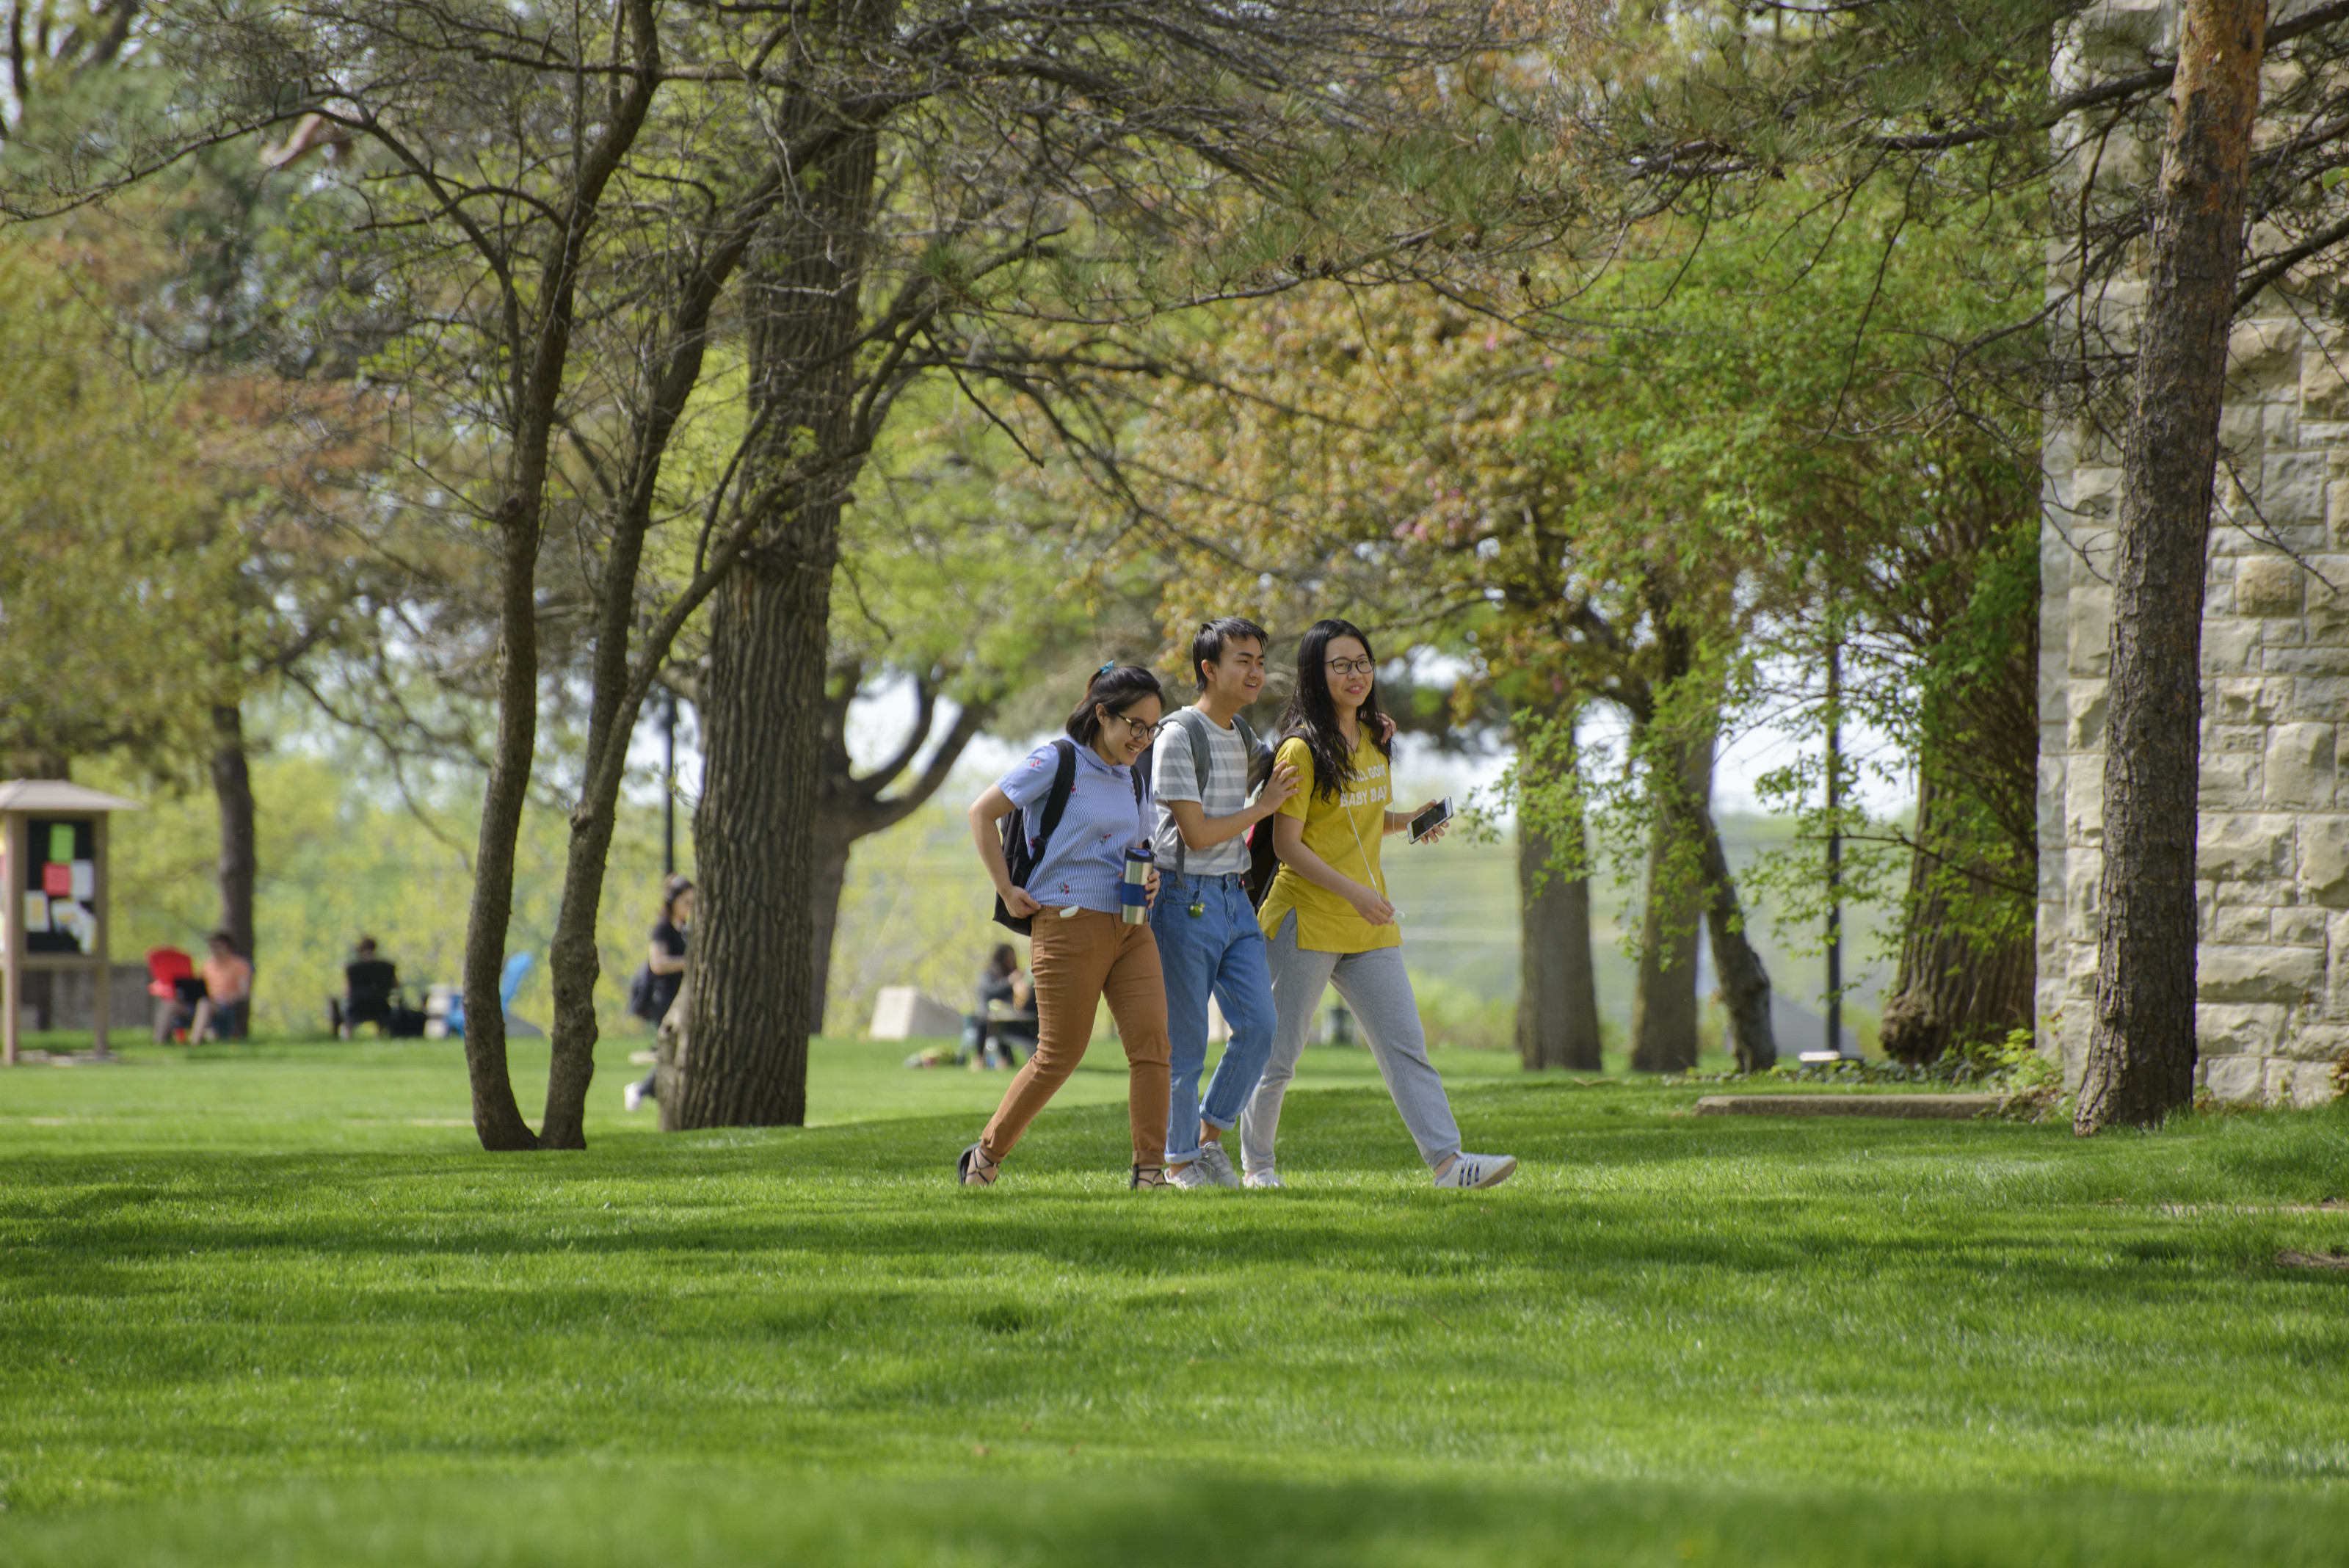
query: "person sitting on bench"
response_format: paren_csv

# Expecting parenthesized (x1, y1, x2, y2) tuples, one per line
(190, 931, 252, 1043)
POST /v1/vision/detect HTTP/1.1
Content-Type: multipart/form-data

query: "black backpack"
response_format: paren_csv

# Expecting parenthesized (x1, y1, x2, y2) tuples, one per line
(993, 739, 1148, 934)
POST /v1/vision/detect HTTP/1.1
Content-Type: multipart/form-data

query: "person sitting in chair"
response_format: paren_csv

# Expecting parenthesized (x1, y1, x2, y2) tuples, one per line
(968, 943, 1038, 1069)
(333, 937, 404, 1038)
(190, 932, 252, 1043)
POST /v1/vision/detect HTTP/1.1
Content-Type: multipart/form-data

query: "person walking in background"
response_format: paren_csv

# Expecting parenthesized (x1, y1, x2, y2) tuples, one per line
(189, 931, 252, 1043)
(1150, 617, 1299, 1188)
(969, 943, 1038, 1069)
(1242, 618, 1517, 1191)
(622, 874, 693, 1113)
(959, 664, 1173, 1189)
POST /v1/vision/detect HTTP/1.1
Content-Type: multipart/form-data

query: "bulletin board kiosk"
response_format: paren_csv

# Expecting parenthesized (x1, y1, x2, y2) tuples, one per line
(0, 780, 143, 1064)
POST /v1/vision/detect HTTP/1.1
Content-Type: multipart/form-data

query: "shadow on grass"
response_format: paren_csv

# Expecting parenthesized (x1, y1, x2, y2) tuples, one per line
(4, 1469, 2348, 1568)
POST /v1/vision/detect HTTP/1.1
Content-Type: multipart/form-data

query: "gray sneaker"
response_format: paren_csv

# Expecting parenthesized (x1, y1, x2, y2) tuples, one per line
(1167, 1158, 1214, 1189)
(1192, 1142, 1241, 1188)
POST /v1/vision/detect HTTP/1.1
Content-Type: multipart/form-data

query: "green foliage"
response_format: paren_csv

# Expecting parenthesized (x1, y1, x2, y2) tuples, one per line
(0, 235, 239, 772)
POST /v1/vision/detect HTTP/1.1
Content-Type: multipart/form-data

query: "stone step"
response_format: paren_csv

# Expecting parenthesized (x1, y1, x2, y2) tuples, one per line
(1693, 1093, 2008, 1119)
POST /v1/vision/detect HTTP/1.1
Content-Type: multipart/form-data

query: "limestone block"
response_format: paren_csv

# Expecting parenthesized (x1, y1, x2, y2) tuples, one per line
(2202, 617, 2259, 674)
(2262, 1059, 2301, 1106)
(2213, 676, 2289, 725)
(2196, 1002, 2287, 1056)
(2231, 317, 2300, 383)
(2305, 575, 2349, 648)
(2262, 451, 2330, 525)
(2068, 585, 2113, 676)
(2290, 1061, 2343, 1106)
(2204, 1053, 2267, 1103)
(2198, 747, 2260, 810)
(2301, 816, 2349, 907)
(2279, 1023, 2349, 1063)
(2262, 645, 2348, 677)
(2220, 401, 2266, 454)
(2327, 910, 2349, 1015)
(2265, 722, 2337, 808)
(2038, 755, 2068, 849)
(2040, 526, 2074, 593)
(2074, 526, 2116, 581)
(2287, 675, 2349, 722)
(2066, 763, 2105, 846)
(2064, 857, 2102, 943)
(2262, 606, 2311, 650)
(2070, 465, 2121, 518)
(2306, 334, 2349, 420)
(2273, 903, 2329, 948)
(2208, 722, 2268, 752)
(2331, 479, 2349, 546)
(2236, 554, 2303, 615)
(2198, 813, 2294, 882)
(2066, 686, 2108, 750)
(2214, 902, 2270, 944)
(2266, 399, 2301, 453)
(2198, 943, 2323, 1004)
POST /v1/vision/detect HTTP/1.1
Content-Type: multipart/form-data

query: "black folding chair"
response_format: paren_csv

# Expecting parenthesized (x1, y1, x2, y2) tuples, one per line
(333, 959, 403, 1038)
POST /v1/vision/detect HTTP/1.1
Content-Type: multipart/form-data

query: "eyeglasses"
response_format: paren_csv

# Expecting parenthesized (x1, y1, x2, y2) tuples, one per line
(1324, 658, 1376, 677)
(1111, 712, 1168, 740)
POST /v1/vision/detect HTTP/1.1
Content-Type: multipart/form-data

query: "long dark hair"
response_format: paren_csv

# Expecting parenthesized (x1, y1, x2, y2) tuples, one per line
(1278, 618, 1391, 802)
(1065, 664, 1164, 749)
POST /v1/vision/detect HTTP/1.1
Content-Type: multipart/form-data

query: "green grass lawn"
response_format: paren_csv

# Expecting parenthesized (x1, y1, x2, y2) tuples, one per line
(2, 1030, 2346, 1565)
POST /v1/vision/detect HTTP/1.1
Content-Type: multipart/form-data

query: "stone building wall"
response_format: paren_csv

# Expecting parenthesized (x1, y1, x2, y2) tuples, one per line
(2038, 307, 2349, 1106)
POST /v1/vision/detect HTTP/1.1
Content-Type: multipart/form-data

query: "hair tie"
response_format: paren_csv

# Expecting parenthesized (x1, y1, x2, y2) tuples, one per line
(1098, 661, 1115, 674)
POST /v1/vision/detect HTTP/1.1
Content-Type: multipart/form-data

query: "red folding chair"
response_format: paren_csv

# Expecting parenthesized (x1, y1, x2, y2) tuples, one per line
(147, 948, 197, 1042)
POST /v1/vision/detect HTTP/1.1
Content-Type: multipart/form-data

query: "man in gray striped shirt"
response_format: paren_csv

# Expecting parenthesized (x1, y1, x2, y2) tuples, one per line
(1150, 618, 1299, 1187)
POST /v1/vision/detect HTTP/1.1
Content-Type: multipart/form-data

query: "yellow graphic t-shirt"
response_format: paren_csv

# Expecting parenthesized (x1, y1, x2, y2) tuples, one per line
(1256, 733, 1400, 954)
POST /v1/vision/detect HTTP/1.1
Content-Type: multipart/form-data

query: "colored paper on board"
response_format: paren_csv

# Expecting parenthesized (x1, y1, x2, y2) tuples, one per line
(24, 891, 48, 929)
(46, 825, 72, 862)
(70, 860, 93, 900)
(41, 862, 70, 897)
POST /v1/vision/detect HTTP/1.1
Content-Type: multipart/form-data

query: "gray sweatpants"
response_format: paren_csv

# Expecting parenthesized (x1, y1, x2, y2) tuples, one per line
(1241, 911, 1462, 1175)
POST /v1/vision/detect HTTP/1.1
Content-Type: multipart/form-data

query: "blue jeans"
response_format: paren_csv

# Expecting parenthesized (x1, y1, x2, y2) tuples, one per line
(1150, 871, 1277, 1163)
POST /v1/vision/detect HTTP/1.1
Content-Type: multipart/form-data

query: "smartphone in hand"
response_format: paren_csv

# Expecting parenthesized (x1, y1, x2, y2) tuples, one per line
(1408, 797, 1453, 843)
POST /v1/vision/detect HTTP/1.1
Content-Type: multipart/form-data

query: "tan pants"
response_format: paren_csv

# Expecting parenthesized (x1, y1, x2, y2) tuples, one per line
(980, 907, 1172, 1168)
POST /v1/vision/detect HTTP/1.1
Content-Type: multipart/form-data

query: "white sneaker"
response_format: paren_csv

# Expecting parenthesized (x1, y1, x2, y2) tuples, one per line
(1242, 1168, 1285, 1189)
(1193, 1143, 1241, 1188)
(1167, 1160, 1215, 1189)
(622, 1081, 646, 1113)
(1434, 1153, 1517, 1190)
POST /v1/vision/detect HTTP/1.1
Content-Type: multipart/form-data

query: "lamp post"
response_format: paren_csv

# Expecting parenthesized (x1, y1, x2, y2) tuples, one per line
(1825, 635, 1842, 1061)
(661, 694, 678, 879)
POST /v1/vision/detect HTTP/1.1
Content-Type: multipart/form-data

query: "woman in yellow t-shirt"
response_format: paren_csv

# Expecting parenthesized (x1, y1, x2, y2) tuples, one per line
(1240, 618, 1519, 1191)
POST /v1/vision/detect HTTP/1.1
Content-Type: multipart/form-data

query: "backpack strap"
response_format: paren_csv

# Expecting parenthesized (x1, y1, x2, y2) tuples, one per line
(1031, 738, 1079, 867)
(1164, 706, 1224, 880)
(1232, 711, 1273, 793)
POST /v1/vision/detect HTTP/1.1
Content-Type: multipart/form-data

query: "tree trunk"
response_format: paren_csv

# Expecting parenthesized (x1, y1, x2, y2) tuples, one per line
(451, 0, 661, 1153)
(460, 496, 546, 1152)
(1695, 804, 1775, 1072)
(808, 825, 853, 1037)
(208, 702, 255, 964)
(1517, 820, 1602, 1071)
(669, 58, 887, 1129)
(2077, 0, 2265, 1134)
(1630, 730, 1713, 1072)
(1879, 776, 2034, 1064)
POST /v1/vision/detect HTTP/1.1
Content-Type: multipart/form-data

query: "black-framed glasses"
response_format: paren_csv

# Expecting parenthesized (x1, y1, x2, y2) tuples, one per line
(1324, 658, 1376, 677)
(1111, 711, 1169, 740)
